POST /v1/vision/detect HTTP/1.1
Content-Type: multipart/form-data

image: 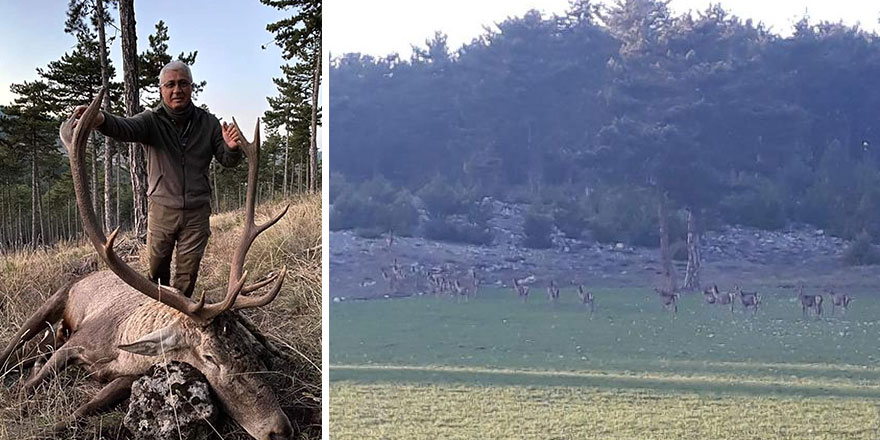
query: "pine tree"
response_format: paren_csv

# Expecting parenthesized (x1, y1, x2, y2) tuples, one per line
(138, 20, 204, 109)
(262, 0, 322, 193)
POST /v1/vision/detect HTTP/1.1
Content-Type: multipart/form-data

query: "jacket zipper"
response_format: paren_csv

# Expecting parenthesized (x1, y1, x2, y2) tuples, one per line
(180, 119, 192, 209)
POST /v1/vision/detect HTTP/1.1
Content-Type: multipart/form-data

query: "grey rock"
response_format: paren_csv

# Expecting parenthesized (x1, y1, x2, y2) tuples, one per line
(124, 361, 219, 440)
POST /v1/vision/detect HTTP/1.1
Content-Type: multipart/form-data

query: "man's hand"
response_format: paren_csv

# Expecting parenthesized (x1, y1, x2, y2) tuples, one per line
(222, 122, 242, 150)
(72, 105, 104, 129)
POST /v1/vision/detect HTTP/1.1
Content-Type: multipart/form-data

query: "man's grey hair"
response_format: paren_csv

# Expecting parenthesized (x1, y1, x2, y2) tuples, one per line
(159, 60, 193, 84)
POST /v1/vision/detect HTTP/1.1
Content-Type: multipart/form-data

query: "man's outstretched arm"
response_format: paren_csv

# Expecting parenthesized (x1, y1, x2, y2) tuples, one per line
(73, 106, 153, 144)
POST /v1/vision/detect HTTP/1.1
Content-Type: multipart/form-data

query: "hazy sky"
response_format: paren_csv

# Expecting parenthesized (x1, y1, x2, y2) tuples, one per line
(326, 0, 880, 59)
(0, 0, 321, 145)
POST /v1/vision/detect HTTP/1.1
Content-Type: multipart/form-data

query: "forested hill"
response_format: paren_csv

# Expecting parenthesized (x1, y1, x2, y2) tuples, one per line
(329, 0, 880, 265)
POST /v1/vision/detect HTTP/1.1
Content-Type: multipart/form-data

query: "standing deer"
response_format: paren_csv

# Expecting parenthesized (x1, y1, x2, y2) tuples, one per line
(513, 278, 529, 302)
(826, 289, 853, 316)
(653, 287, 679, 315)
(797, 285, 823, 318)
(735, 285, 760, 315)
(547, 280, 560, 303)
(0, 90, 293, 440)
(577, 285, 595, 315)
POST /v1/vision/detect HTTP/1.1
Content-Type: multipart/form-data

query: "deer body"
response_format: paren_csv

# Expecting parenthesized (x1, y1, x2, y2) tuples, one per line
(798, 286, 823, 318)
(735, 285, 760, 315)
(2, 89, 293, 440)
(578, 285, 595, 314)
(827, 290, 852, 315)
(513, 278, 529, 302)
(654, 288, 678, 314)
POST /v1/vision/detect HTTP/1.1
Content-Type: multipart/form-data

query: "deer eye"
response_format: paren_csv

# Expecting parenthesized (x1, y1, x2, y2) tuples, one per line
(202, 354, 218, 367)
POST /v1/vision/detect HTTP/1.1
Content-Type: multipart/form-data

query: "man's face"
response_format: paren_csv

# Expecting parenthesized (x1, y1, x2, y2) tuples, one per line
(160, 69, 193, 111)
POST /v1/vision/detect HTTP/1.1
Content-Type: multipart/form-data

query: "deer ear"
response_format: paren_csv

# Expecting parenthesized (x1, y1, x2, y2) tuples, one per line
(118, 323, 185, 356)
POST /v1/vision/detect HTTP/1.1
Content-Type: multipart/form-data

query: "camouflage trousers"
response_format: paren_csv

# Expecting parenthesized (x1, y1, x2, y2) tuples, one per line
(147, 201, 211, 298)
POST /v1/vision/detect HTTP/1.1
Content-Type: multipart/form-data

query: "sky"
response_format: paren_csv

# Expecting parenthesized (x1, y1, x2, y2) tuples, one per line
(326, 0, 880, 59)
(0, 0, 322, 147)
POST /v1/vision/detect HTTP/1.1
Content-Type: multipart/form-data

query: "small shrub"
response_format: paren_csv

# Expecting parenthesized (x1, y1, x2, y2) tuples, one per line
(418, 177, 468, 217)
(720, 179, 785, 230)
(523, 211, 553, 249)
(554, 202, 589, 239)
(844, 232, 880, 266)
(329, 172, 349, 204)
(329, 180, 418, 235)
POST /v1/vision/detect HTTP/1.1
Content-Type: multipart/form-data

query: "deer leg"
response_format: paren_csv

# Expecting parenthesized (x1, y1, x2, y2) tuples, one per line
(0, 281, 72, 374)
(23, 345, 82, 393)
(53, 375, 137, 432)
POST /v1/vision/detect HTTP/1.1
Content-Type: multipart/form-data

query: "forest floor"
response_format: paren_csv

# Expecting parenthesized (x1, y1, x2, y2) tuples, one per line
(0, 195, 322, 440)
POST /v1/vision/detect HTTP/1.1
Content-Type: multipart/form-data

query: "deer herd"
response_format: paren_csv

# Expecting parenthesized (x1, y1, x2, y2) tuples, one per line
(378, 255, 856, 321)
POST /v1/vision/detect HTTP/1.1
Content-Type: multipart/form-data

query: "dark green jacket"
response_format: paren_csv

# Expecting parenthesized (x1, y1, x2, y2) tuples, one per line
(98, 105, 242, 209)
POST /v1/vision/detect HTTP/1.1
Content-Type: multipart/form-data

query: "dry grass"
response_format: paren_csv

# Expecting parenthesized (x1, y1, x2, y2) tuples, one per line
(331, 381, 880, 439)
(0, 193, 322, 439)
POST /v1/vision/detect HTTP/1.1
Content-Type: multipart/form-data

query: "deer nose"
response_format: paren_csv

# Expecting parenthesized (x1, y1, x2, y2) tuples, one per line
(266, 424, 293, 440)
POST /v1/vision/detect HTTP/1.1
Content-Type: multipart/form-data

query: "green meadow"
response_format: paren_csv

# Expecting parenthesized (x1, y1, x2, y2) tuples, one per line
(330, 287, 880, 439)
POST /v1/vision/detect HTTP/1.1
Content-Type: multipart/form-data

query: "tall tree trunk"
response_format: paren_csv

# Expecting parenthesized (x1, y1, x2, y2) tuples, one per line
(96, 0, 115, 231)
(658, 192, 676, 292)
(119, 0, 147, 239)
(270, 147, 276, 200)
(683, 207, 702, 291)
(300, 149, 306, 194)
(30, 151, 36, 248)
(115, 151, 120, 227)
(308, 43, 320, 193)
(283, 120, 289, 198)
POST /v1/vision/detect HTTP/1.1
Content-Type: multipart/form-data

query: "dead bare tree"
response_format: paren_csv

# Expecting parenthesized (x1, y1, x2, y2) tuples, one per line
(0, 91, 294, 439)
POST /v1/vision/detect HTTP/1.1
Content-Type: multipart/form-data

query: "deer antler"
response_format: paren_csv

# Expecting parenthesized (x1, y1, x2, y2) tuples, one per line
(194, 117, 289, 321)
(61, 89, 287, 325)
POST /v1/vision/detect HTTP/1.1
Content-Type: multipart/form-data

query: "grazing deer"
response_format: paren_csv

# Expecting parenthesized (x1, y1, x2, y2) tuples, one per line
(826, 289, 853, 316)
(0, 90, 293, 439)
(653, 287, 679, 314)
(577, 285, 595, 315)
(797, 285, 823, 318)
(513, 278, 529, 302)
(704, 284, 734, 312)
(547, 280, 560, 303)
(703, 285, 718, 305)
(735, 285, 760, 315)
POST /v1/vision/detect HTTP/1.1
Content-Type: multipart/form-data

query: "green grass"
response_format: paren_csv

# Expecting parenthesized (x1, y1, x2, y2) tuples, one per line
(330, 286, 880, 438)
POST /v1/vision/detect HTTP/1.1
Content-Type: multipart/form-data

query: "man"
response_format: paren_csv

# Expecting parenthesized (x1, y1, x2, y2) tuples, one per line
(74, 60, 243, 297)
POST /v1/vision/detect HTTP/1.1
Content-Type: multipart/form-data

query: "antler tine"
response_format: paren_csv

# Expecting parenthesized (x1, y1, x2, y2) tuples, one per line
(241, 271, 280, 294)
(234, 267, 287, 310)
(222, 118, 289, 312)
(197, 270, 249, 321)
(63, 88, 217, 325)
